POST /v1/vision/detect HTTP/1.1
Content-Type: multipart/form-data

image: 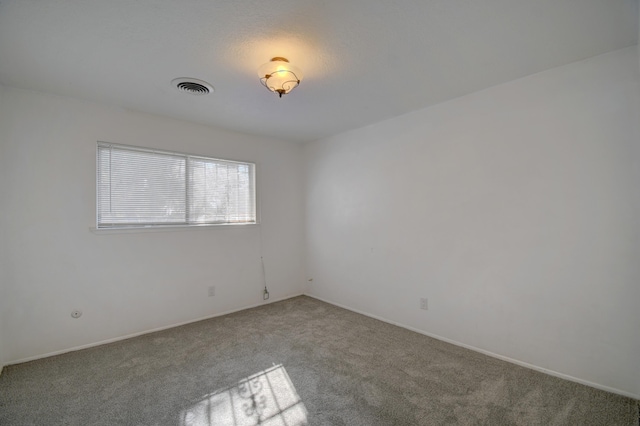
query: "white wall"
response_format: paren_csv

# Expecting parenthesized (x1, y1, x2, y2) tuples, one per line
(304, 47, 640, 398)
(0, 85, 306, 363)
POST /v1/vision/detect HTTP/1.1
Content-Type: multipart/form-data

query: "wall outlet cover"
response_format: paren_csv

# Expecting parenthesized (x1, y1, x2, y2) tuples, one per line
(420, 298, 428, 310)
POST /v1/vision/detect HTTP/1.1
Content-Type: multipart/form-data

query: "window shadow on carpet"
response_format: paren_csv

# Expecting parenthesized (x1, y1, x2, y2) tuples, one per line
(180, 364, 308, 426)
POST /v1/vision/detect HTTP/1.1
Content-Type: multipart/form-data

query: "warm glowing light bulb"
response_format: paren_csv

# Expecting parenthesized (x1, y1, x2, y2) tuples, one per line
(258, 57, 303, 97)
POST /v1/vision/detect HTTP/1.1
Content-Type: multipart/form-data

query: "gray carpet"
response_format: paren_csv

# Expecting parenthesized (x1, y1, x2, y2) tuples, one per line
(0, 296, 638, 425)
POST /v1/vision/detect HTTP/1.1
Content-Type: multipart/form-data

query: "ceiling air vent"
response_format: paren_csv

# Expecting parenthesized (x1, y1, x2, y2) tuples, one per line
(171, 78, 214, 95)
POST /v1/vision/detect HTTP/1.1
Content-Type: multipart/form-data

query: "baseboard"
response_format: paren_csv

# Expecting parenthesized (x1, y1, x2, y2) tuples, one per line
(305, 293, 640, 401)
(6, 293, 304, 367)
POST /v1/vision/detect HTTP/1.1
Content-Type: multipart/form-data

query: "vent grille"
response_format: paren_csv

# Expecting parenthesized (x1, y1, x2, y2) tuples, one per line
(171, 78, 214, 95)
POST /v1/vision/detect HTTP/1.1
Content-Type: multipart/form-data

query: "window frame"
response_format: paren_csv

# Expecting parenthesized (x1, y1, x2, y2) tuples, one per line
(95, 142, 259, 230)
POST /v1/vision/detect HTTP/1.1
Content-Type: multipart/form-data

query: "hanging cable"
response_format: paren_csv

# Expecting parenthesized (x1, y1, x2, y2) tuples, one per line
(258, 194, 269, 300)
(261, 255, 269, 300)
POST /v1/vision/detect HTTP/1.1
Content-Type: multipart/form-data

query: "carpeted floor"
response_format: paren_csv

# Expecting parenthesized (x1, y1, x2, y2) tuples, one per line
(0, 296, 638, 425)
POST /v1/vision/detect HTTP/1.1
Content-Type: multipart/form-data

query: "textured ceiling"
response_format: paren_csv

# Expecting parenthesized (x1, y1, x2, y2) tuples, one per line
(0, 0, 637, 143)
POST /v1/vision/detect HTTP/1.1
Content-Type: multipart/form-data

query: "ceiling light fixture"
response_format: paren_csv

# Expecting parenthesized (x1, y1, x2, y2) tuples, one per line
(258, 57, 303, 98)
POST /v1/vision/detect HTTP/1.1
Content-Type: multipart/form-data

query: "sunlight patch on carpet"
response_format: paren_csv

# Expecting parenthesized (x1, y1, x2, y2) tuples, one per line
(180, 364, 308, 426)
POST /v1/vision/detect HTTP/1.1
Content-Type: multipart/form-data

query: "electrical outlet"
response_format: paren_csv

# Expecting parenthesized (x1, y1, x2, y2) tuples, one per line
(420, 298, 428, 310)
(208, 286, 215, 297)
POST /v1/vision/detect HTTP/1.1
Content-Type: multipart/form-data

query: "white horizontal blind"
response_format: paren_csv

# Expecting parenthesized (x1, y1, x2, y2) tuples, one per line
(97, 143, 256, 228)
(188, 157, 255, 224)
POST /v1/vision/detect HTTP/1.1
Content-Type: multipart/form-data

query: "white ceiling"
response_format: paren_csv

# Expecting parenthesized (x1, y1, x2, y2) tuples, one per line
(0, 0, 637, 143)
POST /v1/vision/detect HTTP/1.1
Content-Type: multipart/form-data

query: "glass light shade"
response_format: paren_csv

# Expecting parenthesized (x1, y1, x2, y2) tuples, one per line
(258, 58, 303, 97)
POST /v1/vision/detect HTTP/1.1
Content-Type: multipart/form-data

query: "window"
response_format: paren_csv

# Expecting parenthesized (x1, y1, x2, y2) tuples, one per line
(97, 142, 256, 228)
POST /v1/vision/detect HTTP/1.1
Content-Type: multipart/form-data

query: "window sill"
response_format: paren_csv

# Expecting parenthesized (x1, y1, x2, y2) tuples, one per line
(90, 223, 259, 235)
